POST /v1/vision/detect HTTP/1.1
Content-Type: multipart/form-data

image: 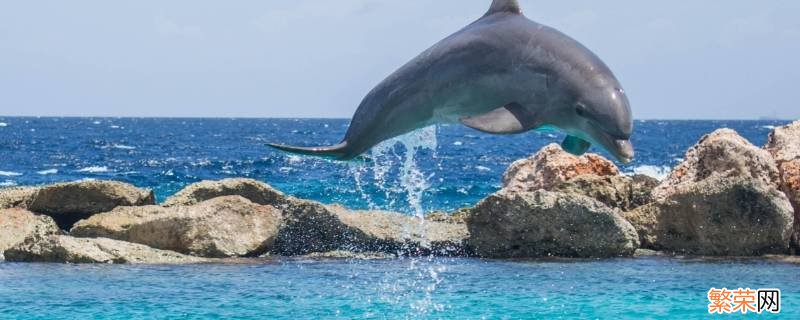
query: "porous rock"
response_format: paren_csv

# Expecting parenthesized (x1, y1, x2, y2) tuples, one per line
(162, 178, 286, 207)
(552, 174, 658, 211)
(71, 196, 282, 258)
(4, 235, 204, 264)
(502, 144, 620, 193)
(0, 208, 60, 260)
(27, 180, 155, 229)
(625, 176, 793, 256)
(652, 129, 780, 200)
(272, 199, 470, 256)
(465, 190, 639, 258)
(765, 120, 800, 248)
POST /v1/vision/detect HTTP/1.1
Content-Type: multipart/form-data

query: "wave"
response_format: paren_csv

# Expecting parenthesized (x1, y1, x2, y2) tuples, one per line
(286, 155, 303, 165)
(0, 171, 22, 177)
(37, 169, 59, 175)
(112, 144, 136, 150)
(761, 125, 777, 130)
(0, 180, 16, 187)
(0, 122, 7, 127)
(76, 166, 111, 173)
(630, 165, 671, 180)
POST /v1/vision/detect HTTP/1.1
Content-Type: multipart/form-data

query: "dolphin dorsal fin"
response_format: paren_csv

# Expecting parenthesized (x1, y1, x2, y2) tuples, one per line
(486, 0, 522, 16)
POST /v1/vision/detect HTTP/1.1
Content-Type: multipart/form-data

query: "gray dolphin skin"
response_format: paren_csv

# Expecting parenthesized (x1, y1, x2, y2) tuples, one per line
(268, 0, 635, 163)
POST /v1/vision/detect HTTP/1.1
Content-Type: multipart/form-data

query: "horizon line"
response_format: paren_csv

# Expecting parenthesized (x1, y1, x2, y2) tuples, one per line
(0, 115, 796, 122)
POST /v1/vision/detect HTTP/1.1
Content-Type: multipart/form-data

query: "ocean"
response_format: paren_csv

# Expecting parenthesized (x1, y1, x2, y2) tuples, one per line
(1, 117, 798, 318)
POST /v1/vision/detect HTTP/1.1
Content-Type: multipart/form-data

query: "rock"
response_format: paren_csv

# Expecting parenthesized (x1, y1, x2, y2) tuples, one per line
(0, 187, 38, 209)
(27, 180, 155, 229)
(652, 129, 780, 200)
(632, 249, 661, 257)
(765, 120, 800, 162)
(163, 178, 286, 207)
(272, 199, 470, 256)
(425, 208, 468, 224)
(465, 190, 639, 258)
(4, 235, 204, 264)
(0, 209, 61, 260)
(625, 176, 793, 256)
(71, 196, 282, 258)
(503, 144, 620, 193)
(764, 120, 800, 248)
(552, 174, 658, 211)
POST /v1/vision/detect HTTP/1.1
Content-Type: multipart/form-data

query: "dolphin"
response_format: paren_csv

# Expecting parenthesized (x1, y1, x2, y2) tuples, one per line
(269, 0, 634, 163)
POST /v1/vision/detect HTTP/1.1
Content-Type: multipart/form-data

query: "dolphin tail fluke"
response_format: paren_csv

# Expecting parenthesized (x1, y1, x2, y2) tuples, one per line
(267, 142, 353, 160)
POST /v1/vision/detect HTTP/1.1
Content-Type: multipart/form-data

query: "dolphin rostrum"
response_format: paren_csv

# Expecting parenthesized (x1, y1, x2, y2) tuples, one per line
(269, 0, 634, 163)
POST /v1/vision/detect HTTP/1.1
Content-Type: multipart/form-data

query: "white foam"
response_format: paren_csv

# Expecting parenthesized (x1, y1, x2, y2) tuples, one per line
(0, 122, 7, 127)
(0, 180, 16, 187)
(630, 165, 671, 180)
(286, 155, 303, 165)
(77, 166, 110, 173)
(109, 125, 121, 129)
(475, 165, 491, 172)
(453, 141, 463, 146)
(112, 144, 136, 150)
(37, 169, 58, 175)
(0, 171, 22, 177)
(279, 167, 293, 173)
(762, 125, 777, 130)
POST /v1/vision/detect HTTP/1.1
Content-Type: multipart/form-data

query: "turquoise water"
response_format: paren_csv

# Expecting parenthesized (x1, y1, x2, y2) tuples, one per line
(1, 257, 798, 319)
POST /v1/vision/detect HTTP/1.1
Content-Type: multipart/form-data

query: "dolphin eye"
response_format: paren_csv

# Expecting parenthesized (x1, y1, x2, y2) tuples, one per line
(575, 103, 588, 118)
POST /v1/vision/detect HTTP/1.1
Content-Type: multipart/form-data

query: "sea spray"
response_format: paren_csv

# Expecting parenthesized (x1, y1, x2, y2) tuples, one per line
(344, 126, 447, 315)
(347, 125, 438, 216)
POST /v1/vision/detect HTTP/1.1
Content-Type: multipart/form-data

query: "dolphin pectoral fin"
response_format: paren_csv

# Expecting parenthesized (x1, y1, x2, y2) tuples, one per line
(561, 135, 592, 156)
(459, 103, 539, 134)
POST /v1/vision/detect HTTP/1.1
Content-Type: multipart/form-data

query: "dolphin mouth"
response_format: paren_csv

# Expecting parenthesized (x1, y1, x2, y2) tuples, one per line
(610, 139, 634, 164)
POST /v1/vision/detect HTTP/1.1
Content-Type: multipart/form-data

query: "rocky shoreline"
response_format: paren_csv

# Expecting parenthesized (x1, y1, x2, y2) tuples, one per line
(1, 121, 798, 264)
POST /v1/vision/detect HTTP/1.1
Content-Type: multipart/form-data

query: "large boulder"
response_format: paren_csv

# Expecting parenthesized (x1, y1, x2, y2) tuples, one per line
(162, 178, 286, 207)
(765, 120, 800, 248)
(27, 180, 155, 229)
(552, 174, 658, 211)
(765, 121, 800, 162)
(465, 190, 639, 258)
(625, 176, 793, 255)
(4, 235, 204, 264)
(652, 129, 780, 200)
(71, 196, 282, 258)
(502, 144, 620, 193)
(0, 187, 38, 209)
(0, 208, 60, 260)
(272, 199, 469, 256)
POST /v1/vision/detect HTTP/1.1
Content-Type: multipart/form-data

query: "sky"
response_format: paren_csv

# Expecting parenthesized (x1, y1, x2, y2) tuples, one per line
(0, 0, 798, 119)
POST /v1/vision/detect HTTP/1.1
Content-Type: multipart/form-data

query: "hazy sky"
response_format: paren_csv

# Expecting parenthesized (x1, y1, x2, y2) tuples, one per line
(1, 0, 798, 119)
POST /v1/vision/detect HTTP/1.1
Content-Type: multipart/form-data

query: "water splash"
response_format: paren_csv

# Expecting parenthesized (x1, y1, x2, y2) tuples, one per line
(378, 257, 448, 317)
(348, 126, 438, 216)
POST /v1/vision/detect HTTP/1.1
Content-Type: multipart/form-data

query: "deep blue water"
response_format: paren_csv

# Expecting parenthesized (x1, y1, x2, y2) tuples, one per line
(0, 117, 790, 213)
(1, 117, 798, 318)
